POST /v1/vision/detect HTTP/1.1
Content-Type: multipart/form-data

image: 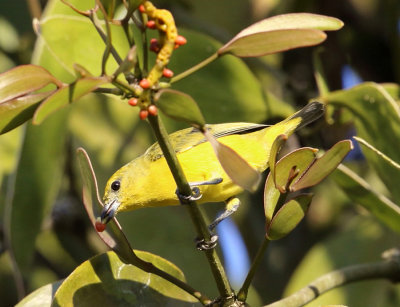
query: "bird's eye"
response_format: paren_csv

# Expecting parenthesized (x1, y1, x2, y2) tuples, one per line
(111, 180, 120, 191)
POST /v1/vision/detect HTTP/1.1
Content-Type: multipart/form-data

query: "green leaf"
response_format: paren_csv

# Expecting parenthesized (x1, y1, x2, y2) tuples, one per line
(155, 89, 206, 129)
(291, 140, 353, 191)
(51, 251, 199, 307)
(33, 76, 110, 124)
(321, 82, 400, 202)
(268, 134, 288, 192)
(218, 13, 343, 57)
(332, 165, 400, 233)
(6, 110, 68, 279)
(167, 29, 267, 126)
(264, 148, 317, 224)
(204, 130, 261, 192)
(16, 280, 62, 307)
(34, 1, 129, 81)
(267, 194, 313, 240)
(0, 65, 61, 103)
(0, 92, 53, 134)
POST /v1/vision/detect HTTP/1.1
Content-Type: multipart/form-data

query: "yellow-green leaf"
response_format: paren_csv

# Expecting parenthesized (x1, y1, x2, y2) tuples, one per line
(267, 194, 313, 240)
(51, 251, 199, 307)
(155, 89, 206, 129)
(291, 140, 353, 191)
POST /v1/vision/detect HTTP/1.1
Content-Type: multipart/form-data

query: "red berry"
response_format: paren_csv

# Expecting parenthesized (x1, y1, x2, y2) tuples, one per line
(162, 68, 174, 78)
(138, 4, 145, 13)
(148, 105, 158, 116)
(128, 98, 138, 106)
(146, 20, 156, 29)
(95, 221, 106, 232)
(150, 39, 160, 53)
(175, 35, 187, 46)
(139, 109, 148, 120)
(139, 79, 150, 89)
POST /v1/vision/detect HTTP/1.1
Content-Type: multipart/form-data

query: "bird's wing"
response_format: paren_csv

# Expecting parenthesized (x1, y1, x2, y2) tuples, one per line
(144, 123, 268, 161)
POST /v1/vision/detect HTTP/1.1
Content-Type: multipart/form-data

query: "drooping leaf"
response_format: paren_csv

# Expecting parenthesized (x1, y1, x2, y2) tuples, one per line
(0, 91, 53, 134)
(33, 76, 110, 124)
(264, 148, 317, 224)
(51, 251, 199, 307)
(218, 13, 343, 57)
(332, 165, 400, 233)
(204, 130, 261, 192)
(16, 280, 63, 307)
(291, 140, 353, 191)
(76, 147, 139, 265)
(267, 194, 313, 240)
(155, 89, 206, 129)
(321, 82, 400, 202)
(0, 65, 61, 103)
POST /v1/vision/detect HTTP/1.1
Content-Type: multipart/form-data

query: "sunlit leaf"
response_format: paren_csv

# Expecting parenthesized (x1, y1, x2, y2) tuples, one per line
(291, 140, 353, 191)
(321, 82, 400, 202)
(33, 76, 110, 124)
(264, 148, 317, 224)
(219, 29, 326, 57)
(218, 13, 343, 57)
(155, 89, 206, 129)
(0, 65, 61, 103)
(16, 280, 62, 307)
(51, 251, 199, 307)
(204, 130, 261, 192)
(0, 92, 53, 134)
(35, 3, 129, 81)
(332, 165, 400, 233)
(267, 194, 313, 240)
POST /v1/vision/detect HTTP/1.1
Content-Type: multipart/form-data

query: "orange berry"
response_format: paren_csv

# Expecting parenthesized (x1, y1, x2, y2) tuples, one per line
(139, 79, 150, 89)
(139, 109, 148, 120)
(138, 4, 145, 13)
(162, 68, 174, 78)
(148, 105, 158, 116)
(95, 221, 106, 232)
(175, 35, 187, 46)
(128, 98, 138, 106)
(146, 20, 156, 29)
(150, 38, 160, 53)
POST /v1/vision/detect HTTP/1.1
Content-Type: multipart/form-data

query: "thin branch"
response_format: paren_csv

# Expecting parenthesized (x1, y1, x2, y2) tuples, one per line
(171, 53, 219, 83)
(237, 238, 270, 301)
(264, 256, 400, 307)
(147, 115, 234, 300)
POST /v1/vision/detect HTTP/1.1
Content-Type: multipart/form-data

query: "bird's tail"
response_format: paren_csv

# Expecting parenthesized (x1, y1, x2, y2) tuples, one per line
(286, 101, 325, 131)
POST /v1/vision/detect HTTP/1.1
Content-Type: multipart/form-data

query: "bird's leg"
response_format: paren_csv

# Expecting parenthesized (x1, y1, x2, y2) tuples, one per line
(174, 177, 223, 250)
(195, 197, 240, 250)
(208, 197, 241, 232)
(175, 177, 223, 204)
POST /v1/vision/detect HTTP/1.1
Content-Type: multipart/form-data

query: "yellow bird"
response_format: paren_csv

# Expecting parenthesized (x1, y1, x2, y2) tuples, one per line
(101, 102, 324, 225)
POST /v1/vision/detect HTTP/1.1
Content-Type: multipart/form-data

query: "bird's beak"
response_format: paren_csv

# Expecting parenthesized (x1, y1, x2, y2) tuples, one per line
(101, 199, 120, 224)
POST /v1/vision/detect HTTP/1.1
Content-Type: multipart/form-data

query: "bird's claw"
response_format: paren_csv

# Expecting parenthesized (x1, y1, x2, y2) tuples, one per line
(196, 234, 218, 250)
(176, 186, 202, 204)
